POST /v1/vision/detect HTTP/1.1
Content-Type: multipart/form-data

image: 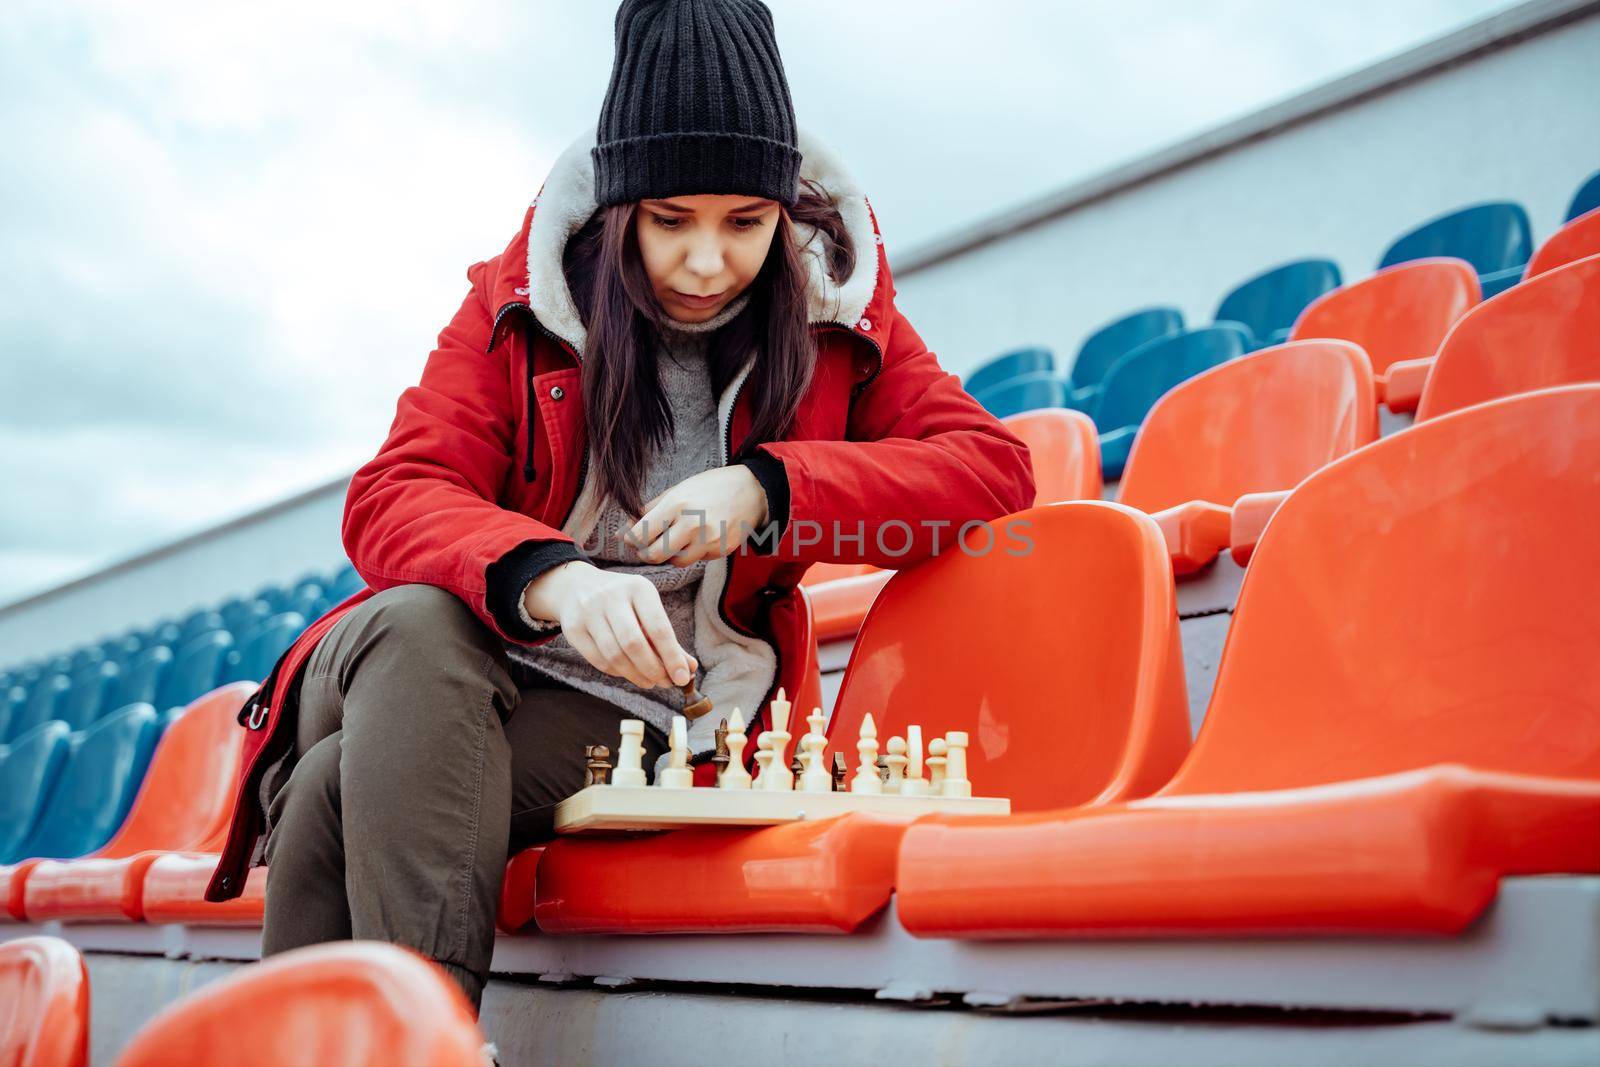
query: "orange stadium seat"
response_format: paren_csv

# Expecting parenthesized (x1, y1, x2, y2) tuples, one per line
(802, 407, 1102, 640)
(530, 501, 1191, 934)
(112, 942, 486, 1067)
(0, 936, 88, 1067)
(1524, 208, 1600, 280)
(1390, 253, 1600, 421)
(1289, 258, 1479, 410)
(1116, 341, 1377, 573)
(20, 683, 255, 922)
(140, 849, 266, 927)
(897, 385, 1600, 938)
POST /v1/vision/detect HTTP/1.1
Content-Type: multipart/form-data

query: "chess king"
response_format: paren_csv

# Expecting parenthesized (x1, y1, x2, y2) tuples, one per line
(207, 0, 1035, 1016)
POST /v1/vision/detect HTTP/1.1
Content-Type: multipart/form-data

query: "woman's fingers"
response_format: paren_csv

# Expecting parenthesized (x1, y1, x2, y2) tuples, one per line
(604, 596, 675, 688)
(630, 582, 695, 686)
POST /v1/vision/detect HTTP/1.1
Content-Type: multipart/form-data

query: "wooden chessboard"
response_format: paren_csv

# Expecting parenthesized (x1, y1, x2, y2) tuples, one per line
(553, 784, 1011, 834)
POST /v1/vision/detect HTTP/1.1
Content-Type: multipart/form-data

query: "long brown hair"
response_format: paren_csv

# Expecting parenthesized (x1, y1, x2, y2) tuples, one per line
(561, 177, 856, 518)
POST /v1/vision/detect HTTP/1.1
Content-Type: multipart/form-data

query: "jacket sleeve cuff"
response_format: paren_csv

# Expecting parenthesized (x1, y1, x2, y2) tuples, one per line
(736, 449, 790, 557)
(485, 538, 590, 641)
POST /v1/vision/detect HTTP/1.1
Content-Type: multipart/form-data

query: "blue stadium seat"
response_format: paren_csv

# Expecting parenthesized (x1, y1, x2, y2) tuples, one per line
(218, 598, 272, 639)
(0, 722, 73, 864)
(963, 346, 1054, 400)
(1067, 307, 1184, 411)
(974, 372, 1067, 419)
(1092, 324, 1252, 479)
(9, 675, 71, 744)
(1214, 259, 1341, 347)
(111, 645, 174, 710)
(253, 584, 292, 614)
(285, 584, 327, 623)
(4, 704, 161, 863)
(156, 632, 234, 712)
(57, 662, 121, 731)
(221, 612, 307, 685)
(143, 621, 183, 650)
(65, 647, 105, 674)
(325, 563, 365, 602)
(1569, 169, 1600, 222)
(97, 634, 144, 668)
(0, 686, 24, 742)
(1378, 201, 1532, 299)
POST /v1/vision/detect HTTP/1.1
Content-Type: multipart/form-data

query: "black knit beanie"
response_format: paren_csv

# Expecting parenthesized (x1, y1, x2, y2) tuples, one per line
(592, 0, 803, 208)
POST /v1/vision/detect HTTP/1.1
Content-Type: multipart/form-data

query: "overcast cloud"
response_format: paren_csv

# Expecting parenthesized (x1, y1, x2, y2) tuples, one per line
(0, 0, 1516, 606)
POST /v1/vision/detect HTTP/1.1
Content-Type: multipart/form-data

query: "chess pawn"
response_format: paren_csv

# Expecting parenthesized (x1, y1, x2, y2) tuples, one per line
(764, 713, 794, 792)
(883, 736, 907, 792)
(720, 708, 752, 790)
(613, 720, 648, 787)
(850, 712, 882, 794)
(752, 732, 776, 788)
(900, 725, 929, 796)
(926, 737, 948, 794)
(799, 722, 831, 794)
(583, 744, 612, 787)
(658, 715, 693, 789)
(941, 730, 971, 798)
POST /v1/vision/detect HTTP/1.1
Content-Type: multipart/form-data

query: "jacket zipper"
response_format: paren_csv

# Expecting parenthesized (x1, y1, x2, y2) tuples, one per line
(495, 300, 591, 516)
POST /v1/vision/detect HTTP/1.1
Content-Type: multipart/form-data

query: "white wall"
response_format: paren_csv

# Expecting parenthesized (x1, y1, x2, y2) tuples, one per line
(893, 4, 1600, 377)
(3, 0, 1595, 666)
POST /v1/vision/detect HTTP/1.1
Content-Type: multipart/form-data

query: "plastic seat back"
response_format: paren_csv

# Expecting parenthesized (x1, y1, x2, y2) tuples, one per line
(1568, 169, 1600, 222)
(221, 612, 306, 684)
(1416, 255, 1600, 422)
(1070, 307, 1184, 392)
(1214, 259, 1341, 345)
(1290, 258, 1479, 373)
(963, 345, 1054, 399)
(0, 723, 72, 864)
(13, 705, 162, 861)
(1093, 324, 1251, 433)
(0, 936, 88, 1067)
(1525, 209, 1600, 279)
(1118, 341, 1377, 514)
(76, 683, 256, 860)
(177, 610, 225, 642)
(157, 631, 233, 710)
(1000, 408, 1103, 504)
(1166, 385, 1600, 798)
(975, 371, 1065, 419)
(324, 563, 365, 601)
(110, 646, 173, 709)
(113, 941, 485, 1067)
(1379, 201, 1532, 277)
(0, 685, 23, 742)
(57, 662, 120, 731)
(11, 675, 70, 742)
(829, 501, 1190, 811)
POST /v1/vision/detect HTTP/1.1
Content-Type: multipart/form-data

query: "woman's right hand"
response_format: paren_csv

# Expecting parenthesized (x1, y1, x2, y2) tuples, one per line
(521, 560, 697, 689)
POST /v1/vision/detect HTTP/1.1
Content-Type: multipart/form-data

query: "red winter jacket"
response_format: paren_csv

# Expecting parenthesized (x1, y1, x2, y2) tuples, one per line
(205, 124, 1036, 901)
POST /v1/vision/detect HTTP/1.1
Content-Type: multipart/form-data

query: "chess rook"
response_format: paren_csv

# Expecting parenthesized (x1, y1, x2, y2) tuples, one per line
(901, 725, 929, 795)
(941, 730, 971, 798)
(613, 720, 648, 787)
(658, 714, 693, 789)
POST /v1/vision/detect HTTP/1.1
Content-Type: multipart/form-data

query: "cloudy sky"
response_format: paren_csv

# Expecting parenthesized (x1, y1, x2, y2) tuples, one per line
(0, 0, 1516, 607)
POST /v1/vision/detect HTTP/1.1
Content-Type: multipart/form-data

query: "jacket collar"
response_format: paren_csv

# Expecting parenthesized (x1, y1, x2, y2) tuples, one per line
(493, 122, 885, 357)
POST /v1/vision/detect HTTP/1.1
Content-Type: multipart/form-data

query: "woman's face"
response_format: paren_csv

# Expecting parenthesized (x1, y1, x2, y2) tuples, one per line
(635, 194, 781, 323)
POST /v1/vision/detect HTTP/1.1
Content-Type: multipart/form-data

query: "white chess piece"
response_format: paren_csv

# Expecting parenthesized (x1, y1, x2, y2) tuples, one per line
(927, 736, 948, 794)
(799, 708, 831, 793)
(763, 691, 794, 792)
(900, 724, 929, 795)
(752, 731, 776, 788)
(940, 731, 971, 797)
(658, 714, 693, 789)
(720, 708, 752, 789)
(884, 736, 907, 792)
(613, 719, 647, 787)
(850, 712, 882, 794)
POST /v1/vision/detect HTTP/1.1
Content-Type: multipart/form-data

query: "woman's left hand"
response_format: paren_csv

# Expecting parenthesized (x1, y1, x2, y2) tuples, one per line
(627, 465, 770, 566)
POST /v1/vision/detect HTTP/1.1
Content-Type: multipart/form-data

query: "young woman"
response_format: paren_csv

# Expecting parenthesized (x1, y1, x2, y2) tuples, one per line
(204, 0, 1036, 1010)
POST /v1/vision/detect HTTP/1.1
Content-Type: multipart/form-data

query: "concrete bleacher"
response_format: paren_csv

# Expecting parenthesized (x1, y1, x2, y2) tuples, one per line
(3, 1, 1599, 1064)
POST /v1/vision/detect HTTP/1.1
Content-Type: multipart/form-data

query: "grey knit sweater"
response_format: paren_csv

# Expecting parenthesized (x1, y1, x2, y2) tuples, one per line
(501, 290, 773, 741)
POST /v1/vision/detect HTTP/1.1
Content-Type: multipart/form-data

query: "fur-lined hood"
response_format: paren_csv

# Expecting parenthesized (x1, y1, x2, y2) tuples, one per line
(486, 122, 889, 356)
